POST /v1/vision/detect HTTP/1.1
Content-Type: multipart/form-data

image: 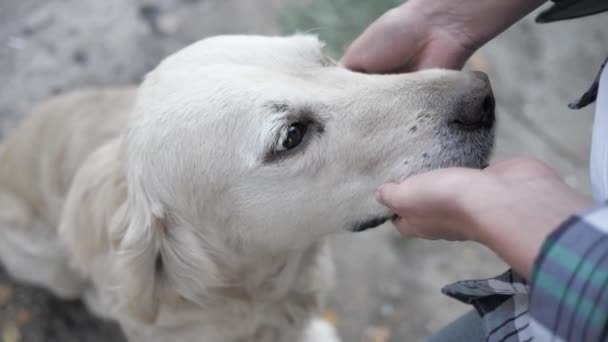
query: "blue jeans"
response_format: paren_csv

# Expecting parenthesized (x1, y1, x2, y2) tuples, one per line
(426, 311, 484, 342)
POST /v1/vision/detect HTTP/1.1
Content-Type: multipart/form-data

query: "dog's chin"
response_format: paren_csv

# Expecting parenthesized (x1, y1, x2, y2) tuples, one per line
(350, 214, 398, 233)
(349, 140, 492, 234)
(398, 152, 491, 183)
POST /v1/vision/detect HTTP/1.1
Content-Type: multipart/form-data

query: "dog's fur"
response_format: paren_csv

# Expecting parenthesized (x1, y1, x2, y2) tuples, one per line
(0, 35, 494, 341)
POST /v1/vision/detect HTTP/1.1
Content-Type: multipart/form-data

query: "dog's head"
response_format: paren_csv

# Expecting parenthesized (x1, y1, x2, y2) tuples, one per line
(119, 35, 494, 320)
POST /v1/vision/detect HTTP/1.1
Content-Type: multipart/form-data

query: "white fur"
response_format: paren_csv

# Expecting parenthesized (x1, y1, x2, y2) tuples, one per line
(0, 35, 493, 341)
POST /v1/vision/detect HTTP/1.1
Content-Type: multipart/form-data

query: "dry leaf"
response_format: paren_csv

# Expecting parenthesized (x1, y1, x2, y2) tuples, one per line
(322, 308, 338, 326)
(0, 286, 12, 305)
(15, 309, 32, 326)
(366, 324, 391, 342)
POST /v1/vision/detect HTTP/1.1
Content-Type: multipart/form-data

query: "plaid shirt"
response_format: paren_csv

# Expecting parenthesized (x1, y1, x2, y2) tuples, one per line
(443, 203, 608, 342)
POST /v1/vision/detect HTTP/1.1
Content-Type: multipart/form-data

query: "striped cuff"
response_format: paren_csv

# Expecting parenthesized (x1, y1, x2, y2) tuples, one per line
(530, 205, 608, 342)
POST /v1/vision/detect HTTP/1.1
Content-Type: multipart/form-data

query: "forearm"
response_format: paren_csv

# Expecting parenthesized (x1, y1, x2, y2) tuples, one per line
(402, 0, 548, 49)
(473, 189, 592, 280)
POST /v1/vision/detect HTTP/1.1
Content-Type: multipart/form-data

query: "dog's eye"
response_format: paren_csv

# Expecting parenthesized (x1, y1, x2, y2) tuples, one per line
(280, 123, 307, 151)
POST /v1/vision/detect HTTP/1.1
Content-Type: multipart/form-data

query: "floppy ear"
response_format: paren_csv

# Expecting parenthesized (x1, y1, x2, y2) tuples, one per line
(112, 181, 166, 324)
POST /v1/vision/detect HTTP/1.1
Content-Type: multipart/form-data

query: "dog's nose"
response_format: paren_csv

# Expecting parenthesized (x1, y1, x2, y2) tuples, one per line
(451, 71, 495, 130)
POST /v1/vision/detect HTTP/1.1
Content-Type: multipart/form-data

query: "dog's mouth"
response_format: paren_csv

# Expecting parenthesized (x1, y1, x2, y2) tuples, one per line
(351, 214, 398, 233)
(349, 144, 492, 233)
(349, 162, 490, 233)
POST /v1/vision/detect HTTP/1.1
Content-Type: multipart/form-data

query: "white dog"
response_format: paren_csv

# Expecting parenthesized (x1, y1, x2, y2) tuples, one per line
(0, 35, 495, 342)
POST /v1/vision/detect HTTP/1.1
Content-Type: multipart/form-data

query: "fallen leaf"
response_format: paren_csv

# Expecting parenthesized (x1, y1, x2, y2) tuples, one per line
(15, 309, 32, 326)
(366, 324, 391, 342)
(0, 286, 12, 306)
(322, 308, 338, 326)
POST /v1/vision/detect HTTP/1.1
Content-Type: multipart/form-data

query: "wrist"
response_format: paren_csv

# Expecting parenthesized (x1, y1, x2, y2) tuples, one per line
(468, 190, 593, 279)
(401, 0, 548, 53)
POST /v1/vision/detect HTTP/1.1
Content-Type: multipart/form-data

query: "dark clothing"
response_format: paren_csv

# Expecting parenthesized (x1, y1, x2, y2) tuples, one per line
(537, 0, 608, 23)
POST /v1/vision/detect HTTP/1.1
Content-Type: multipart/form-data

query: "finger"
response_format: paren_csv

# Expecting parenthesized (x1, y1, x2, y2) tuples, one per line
(392, 217, 438, 240)
(414, 42, 471, 71)
(376, 169, 454, 209)
(341, 36, 375, 72)
(376, 182, 410, 210)
(340, 44, 365, 72)
(340, 26, 379, 72)
(342, 9, 412, 73)
(342, 41, 410, 74)
(391, 215, 416, 237)
(377, 167, 482, 210)
(485, 158, 560, 180)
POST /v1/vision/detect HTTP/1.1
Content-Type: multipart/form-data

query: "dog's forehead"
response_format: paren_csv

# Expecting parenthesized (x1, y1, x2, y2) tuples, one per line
(155, 34, 327, 74)
(136, 34, 333, 113)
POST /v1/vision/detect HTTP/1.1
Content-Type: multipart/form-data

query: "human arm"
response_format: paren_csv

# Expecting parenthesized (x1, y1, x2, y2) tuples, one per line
(342, 0, 547, 73)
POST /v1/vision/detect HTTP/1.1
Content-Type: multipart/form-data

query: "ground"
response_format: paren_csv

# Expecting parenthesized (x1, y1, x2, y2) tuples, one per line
(0, 1, 607, 341)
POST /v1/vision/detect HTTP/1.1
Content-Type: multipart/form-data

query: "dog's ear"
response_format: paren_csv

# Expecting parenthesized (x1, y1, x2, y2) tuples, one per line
(112, 183, 165, 324)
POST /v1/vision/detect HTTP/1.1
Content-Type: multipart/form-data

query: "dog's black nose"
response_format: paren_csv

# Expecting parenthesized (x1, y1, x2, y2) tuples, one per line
(451, 71, 495, 130)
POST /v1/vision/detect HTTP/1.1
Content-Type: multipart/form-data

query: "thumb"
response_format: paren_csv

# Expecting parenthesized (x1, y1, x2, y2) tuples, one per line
(376, 182, 409, 210)
(412, 37, 475, 71)
(377, 168, 470, 210)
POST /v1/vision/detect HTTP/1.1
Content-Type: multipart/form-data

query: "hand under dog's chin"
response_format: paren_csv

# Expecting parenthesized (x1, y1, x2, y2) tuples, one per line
(349, 145, 492, 234)
(397, 151, 491, 183)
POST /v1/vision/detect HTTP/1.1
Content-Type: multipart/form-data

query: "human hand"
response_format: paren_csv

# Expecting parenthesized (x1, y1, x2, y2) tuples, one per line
(342, 0, 546, 73)
(377, 158, 593, 278)
(342, 4, 475, 73)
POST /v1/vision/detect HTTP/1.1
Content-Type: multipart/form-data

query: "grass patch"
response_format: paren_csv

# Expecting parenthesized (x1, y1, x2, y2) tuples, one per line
(279, 0, 404, 58)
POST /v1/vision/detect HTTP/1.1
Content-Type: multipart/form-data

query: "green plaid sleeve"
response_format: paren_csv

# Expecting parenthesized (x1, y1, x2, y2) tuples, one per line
(530, 203, 608, 342)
